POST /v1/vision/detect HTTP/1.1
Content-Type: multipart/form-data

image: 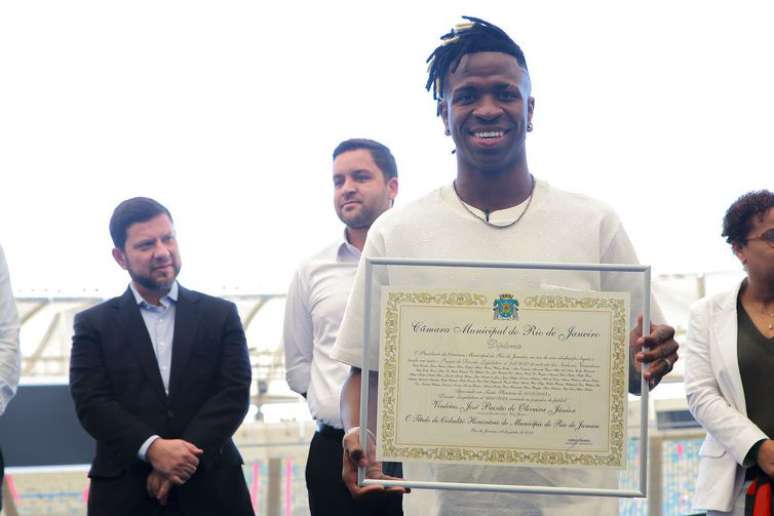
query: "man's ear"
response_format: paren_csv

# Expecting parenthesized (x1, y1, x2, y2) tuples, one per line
(112, 247, 128, 270)
(387, 177, 398, 204)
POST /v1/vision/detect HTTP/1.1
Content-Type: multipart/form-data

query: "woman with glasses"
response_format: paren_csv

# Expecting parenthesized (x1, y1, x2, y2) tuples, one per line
(685, 189, 774, 515)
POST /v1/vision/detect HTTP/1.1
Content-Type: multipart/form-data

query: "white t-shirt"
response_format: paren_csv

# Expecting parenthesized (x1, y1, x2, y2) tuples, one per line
(331, 180, 661, 516)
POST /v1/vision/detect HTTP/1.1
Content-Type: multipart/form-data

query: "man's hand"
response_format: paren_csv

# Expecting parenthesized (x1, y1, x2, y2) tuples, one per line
(146, 470, 174, 506)
(631, 314, 679, 391)
(341, 427, 408, 500)
(146, 438, 203, 484)
(757, 439, 774, 477)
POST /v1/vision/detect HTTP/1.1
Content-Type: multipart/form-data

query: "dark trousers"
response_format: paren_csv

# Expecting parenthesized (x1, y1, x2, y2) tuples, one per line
(306, 427, 403, 516)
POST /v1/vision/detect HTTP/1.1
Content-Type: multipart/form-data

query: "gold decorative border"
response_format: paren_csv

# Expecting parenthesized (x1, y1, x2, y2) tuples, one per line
(379, 290, 628, 468)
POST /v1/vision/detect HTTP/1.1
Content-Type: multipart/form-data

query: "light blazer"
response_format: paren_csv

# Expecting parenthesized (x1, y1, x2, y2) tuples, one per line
(70, 285, 253, 516)
(684, 279, 768, 512)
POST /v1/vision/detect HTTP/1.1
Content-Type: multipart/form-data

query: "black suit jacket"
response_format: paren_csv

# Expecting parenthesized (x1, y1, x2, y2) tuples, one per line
(70, 285, 254, 516)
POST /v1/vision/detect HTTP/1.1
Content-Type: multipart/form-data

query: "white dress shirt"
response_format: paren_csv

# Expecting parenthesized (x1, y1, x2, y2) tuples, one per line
(0, 244, 20, 416)
(283, 236, 360, 429)
(130, 281, 178, 459)
(130, 281, 178, 394)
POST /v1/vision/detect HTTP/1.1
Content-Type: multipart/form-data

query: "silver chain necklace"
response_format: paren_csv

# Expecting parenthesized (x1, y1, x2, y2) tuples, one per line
(452, 175, 535, 229)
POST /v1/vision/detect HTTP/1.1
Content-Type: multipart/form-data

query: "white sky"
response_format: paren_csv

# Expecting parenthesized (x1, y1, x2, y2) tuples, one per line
(0, 1, 771, 297)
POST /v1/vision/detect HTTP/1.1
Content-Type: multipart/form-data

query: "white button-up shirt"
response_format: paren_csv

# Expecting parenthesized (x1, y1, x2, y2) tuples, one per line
(130, 281, 178, 395)
(130, 281, 178, 460)
(283, 237, 360, 429)
(0, 244, 20, 416)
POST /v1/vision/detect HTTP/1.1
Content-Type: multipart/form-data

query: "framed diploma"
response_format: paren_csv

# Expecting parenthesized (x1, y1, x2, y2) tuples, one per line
(358, 258, 653, 498)
(377, 287, 629, 468)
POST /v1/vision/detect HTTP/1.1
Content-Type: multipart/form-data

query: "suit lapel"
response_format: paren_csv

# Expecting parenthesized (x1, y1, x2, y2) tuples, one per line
(168, 285, 200, 401)
(711, 280, 746, 413)
(116, 288, 167, 402)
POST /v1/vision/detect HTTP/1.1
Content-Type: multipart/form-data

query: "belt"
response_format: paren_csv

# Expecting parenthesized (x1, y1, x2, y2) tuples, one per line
(316, 422, 345, 439)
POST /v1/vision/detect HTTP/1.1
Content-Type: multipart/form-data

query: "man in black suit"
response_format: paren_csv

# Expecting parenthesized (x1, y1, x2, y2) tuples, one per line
(70, 197, 254, 516)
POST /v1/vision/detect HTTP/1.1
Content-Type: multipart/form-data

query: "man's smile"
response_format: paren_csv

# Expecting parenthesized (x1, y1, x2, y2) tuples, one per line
(468, 127, 510, 147)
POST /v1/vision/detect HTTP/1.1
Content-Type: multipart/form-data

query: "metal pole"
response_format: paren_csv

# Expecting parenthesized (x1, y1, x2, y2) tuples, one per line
(358, 259, 374, 486)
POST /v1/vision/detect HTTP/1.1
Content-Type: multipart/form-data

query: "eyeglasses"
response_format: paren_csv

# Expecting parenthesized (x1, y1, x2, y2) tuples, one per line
(747, 228, 774, 247)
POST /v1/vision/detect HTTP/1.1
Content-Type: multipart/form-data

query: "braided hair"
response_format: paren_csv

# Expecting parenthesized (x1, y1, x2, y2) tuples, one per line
(425, 16, 529, 113)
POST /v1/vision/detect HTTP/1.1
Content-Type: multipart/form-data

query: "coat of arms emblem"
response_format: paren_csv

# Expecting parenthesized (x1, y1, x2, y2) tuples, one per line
(493, 294, 519, 320)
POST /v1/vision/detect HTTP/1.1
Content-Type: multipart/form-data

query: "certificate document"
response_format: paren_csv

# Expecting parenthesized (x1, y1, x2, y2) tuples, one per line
(376, 288, 630, 469)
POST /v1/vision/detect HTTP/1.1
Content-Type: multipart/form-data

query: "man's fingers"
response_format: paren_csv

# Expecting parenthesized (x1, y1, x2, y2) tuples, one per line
(349, 482, 393, 499)
(640, 324, 676, 347)
(146, 476, 157, 498)
(177, 449, 200, 466)
(174, 462, 195, 476)
(349, 479, 410, 499)
(176, 469, 192, 482)
(184, 442, 204, 455)
(379, 474, 411, 494)
(636, 324, 678, 365)
(633, 314, 643, 335)
(157, 481, 171, 505)
(640, 339, 679, 358)
(639, 344, 679, 365)
(384, 485, 411, 494)
(643, 353, 679, 390)
(646, 357, 672, 376)
(631, 314, 655, 337)
(168, 452, 198, 475)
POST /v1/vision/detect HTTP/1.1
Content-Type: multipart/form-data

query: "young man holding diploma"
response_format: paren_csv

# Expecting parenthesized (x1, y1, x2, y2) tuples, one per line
(331, 17, 679, 516)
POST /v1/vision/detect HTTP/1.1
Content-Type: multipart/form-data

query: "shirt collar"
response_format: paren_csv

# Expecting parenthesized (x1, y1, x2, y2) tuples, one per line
(337, 229, 361, 262)
(129, 281, 179, 308)
(441, 179, 543, 226)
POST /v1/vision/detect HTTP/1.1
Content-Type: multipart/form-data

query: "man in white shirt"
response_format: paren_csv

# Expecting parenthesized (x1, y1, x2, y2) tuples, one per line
(332, 17, 680, 516)
(0, 244, 20, 511)
(283, 138, 400, 516)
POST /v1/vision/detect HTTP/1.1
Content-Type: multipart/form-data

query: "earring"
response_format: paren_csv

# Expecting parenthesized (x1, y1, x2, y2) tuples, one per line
(445, 128, 451, 136)
(527, 121, 533, 132)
